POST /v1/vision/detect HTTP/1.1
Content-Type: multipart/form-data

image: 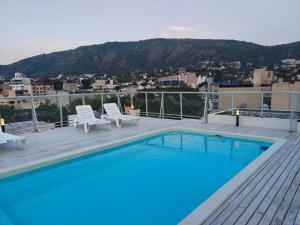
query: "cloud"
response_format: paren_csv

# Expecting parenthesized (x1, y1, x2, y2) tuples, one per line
(158, 25, 215, 39)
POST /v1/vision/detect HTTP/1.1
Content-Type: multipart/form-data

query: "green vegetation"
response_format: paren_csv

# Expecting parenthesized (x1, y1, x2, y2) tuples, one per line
(1, 39, 299, 77)
(0, 105, 16, 122)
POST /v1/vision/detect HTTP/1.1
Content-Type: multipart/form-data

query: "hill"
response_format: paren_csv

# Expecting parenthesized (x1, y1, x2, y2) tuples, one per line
(0, 39, 300, 77)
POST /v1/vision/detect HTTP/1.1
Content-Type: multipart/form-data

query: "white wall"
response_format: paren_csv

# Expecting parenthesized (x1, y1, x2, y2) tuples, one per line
(208, 113, 297, 132)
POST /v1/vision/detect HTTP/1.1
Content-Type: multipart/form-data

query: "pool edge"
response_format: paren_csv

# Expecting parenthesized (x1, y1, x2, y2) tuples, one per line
(178, 130, 286, 225)
(0, 127, 173, 179)
(0, 127, 286, 225)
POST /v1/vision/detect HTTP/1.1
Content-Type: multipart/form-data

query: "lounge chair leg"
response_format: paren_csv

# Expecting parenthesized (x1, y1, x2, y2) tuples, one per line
(116, 119, 122, 128)
(84, 123, 89, 133)
(73, 117, 79, 128)
(18, 139, 26, 150)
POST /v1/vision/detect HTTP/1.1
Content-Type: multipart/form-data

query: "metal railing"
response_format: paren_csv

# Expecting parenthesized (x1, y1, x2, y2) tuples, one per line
(0, 91, 299, 133)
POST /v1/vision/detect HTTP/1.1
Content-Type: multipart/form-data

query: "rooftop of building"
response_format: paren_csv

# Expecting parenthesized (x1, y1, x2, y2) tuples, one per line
(0, 117, 299, 224)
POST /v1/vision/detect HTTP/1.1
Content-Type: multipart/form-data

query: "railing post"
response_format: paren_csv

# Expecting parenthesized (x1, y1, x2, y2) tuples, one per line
(203, 92, 208, 123)
(145, 92, 148, 117)
(290, 92, 296, 132)
(31, 96, 39, 132)
(231, 92, 234, 115)
(101, 93, 104, 115)
(81, 95, 85, 105)
(160, 92, 164, 119)
(180, 92, 183, 120)
(59, 95, 63, 128)
(117, 92, 121, 111)
(130, 93, 134, 109)
(260, 92, 264, 118)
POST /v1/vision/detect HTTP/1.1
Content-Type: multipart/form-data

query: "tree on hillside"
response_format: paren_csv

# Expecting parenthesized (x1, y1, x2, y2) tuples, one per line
(80, 79, 92, 89)
(53, 79, 63, 90)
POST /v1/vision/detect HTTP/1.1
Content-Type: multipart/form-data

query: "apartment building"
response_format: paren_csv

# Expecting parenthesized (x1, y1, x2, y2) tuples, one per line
(9, 73, 32, 94)
(158, 72, 197, 88)
(63, 82, 78, 93)
(186, 72, 197, 88)
(32, 77, 54, 96)
(218, 68, 274, 110)
(199, 77, 219, 92)
(92, 80, 106, 91)
(0, 84, 3, 96)
(271, 82, 300, 111)
(218, 85, 271, 110)
(252, 68, 275, 86)
(32, 84, 54, 95)
(218, 68, 300, 111)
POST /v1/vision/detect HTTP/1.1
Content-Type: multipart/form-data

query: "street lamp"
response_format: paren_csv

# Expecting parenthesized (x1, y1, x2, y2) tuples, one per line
(0, 118, 5, 132)
(236, 109, 240, 127)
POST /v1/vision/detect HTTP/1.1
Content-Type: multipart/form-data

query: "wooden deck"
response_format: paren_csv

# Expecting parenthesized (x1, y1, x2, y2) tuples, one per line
(203, 125, 300, 225)
(0, 117, 299, 225)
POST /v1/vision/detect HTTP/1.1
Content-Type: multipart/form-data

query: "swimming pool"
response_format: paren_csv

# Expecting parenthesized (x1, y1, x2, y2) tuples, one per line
(0, 130, 274, 225)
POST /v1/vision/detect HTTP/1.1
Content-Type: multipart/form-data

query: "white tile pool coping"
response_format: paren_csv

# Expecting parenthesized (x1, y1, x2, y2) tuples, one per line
(0, 127, 286, 225)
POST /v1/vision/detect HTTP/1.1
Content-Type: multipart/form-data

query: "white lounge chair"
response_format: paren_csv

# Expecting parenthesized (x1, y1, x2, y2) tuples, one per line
(0, 128, 26, 150)
(102, 103, 140, 128)
(75, 105, 111, 133)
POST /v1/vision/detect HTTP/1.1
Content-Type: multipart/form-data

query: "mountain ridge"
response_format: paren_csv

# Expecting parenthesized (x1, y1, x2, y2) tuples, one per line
(1, 38, 300, 77)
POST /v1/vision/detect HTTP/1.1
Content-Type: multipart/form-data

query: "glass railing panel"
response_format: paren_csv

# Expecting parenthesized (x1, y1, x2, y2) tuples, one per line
(146, 93, 161, 117)
(131, 93, 146, 116)
(0, 97, 33, 133)
(164, 93, 180, 119)
(269, 92, 293, 119)
(182, 93, 205, 119)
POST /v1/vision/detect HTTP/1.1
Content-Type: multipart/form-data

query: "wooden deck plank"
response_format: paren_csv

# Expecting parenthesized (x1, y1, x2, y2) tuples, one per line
(207, 132, 300, 224)
(221, 139, 300, 225)
(235, 141, 300, 225)
(294, 207, 300, 225)
(282, 180, 300, 225)
(258, 150, 300, 224)
(246, 212, 263, 225)
(207, 136, 299, 225)
(271, 167, 300, 225)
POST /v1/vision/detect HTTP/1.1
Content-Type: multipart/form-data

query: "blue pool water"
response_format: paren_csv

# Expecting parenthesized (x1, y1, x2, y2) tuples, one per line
(0, 131, 272, 225)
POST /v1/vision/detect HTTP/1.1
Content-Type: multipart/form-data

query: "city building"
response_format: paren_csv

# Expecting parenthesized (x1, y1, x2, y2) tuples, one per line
(32, 84, 54, 95)
(92, 80, 106, 91)
(0, 84, 4, 96)
(158, 71, 197, 88)
(252, 68, 275, 86)
(158, 75, 185, 87)
(218, 68, 274, 110)
(271, 81, 300, 111)
(63, 82, 78, 93)
(120, 86, 136, 92)
(32, 77, 54, 95)
(198, 77, 219, 92)
(186, 72, 197, 88)
(218, 85, 270, 110)
(9, 73, 32, 94)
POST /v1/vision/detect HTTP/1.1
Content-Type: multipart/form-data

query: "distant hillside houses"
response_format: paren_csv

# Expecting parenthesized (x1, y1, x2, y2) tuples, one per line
(158, 69, 198, 88)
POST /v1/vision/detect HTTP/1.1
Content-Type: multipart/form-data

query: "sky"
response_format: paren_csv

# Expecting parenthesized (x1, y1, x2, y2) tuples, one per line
(0, 0, 299, 65)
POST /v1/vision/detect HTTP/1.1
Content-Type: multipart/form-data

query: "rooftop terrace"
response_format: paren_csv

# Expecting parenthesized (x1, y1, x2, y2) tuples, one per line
(1, 117, 300, 225)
